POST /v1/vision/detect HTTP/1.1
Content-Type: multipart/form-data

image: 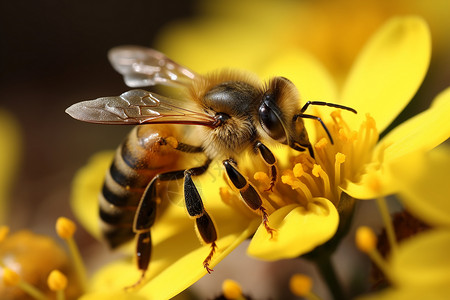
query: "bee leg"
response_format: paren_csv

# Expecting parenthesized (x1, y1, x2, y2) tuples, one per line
(131, 170, 186, 286)
(254, 141, 277, 192)
(183, 162, 218, 273)
(223, 159, 276, 238)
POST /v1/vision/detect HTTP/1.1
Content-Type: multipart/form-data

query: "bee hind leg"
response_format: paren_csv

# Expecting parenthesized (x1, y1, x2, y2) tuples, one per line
(130, 170, 186, 289)
(223, 159, 276, 239)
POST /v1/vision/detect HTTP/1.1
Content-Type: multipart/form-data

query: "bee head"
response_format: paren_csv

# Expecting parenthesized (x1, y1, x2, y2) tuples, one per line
(258, 77, 311, 152)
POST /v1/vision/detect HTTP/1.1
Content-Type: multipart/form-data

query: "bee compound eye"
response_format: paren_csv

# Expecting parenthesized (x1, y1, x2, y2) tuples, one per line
(258, 102, 286, 143)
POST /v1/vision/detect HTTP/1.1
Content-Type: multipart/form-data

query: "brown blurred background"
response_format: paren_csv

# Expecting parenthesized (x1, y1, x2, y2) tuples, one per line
(0, 0, 195, 231)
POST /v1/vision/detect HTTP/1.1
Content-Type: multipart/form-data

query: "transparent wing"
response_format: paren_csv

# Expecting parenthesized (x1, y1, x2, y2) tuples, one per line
(108, 45, 198, 88)
(66, 89, 216, 126)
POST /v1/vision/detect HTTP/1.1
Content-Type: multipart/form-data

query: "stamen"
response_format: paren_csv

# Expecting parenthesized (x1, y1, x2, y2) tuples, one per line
(367, 175, 398, 253)
(222, 279, 245, 300)
(47, 270, 67, 300)
(312, 165, 331, 199)
(281, 173, 312, 203)
(289, 274, 321, 300)
(2, 267, 48, 300)
(293, 164, 319, 195)
(55, 217, 87, 291)
(334, 153, 346, 187)
(355, 226, 391, 278)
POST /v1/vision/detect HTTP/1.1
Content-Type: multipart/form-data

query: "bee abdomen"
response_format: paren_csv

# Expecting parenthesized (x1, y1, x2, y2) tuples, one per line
(99, 125, 181, 249)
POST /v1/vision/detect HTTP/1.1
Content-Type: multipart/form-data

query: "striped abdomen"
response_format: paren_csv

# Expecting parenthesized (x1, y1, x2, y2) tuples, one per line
(99, 125, 181, 248)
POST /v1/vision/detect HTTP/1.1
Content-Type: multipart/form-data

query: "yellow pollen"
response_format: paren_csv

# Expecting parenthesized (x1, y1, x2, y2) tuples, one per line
(289, 274, 313, 297)
(56, 217, 76, 240)
(219, 187, 233, 205)
(355, 226, 377, 253)
(293, 163, 304, 177)
(222, 279, 243, 300)
(312, 165, 331, 198)
(47, 270, 68, 291)
(165, 136, 178, 149)
(254, 171, 270, 187)
(0, 226, 10, 242)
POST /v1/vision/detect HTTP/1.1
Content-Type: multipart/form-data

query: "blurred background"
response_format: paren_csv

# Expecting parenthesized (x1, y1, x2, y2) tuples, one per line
(1, 0, 449, 299)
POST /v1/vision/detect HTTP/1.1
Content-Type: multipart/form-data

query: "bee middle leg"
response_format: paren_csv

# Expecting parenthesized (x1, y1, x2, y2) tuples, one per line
(183, 160, 218, 273)
(223, 159, 276, 238)
(254, 141, 278, 192)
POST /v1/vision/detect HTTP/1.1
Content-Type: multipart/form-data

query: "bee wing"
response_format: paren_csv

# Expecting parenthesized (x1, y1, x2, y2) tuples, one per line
(66, 89, 216, 126)
(108, 45, 198, 88)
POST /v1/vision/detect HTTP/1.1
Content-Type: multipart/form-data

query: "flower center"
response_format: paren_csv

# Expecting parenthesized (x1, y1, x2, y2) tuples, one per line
(260, 111, 379, 212)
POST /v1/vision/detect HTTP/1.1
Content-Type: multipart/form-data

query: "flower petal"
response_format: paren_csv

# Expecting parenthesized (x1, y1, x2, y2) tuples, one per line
(258, 49, 338, 103)
(73, 154, 258, 298)
(88, 213, 259, 299)
(341, 16, 431, 131)
(380, 87, 450, 163)
(247, 198, 338, 260)
(392, 146, 450, 227)
(70, 151, 114, 239)
(390, 229, 450, 289)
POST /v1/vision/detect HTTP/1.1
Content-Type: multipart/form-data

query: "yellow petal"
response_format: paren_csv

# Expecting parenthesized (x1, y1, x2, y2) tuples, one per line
(341, 16, 431, 131)
(70, 151, 114, 239)
(390, 229, 450, 289)
(380, 87, 450, 163)
(88, 216, 259, 299)
(258, 49, 338, 103)
(392, 146, 450, 227)
(342, 167, 397, 200)
(155, 0, 298, 73)
(247, 198, 339, 260)
(0, 109, 22, 223)
(79, 290, 147, 300)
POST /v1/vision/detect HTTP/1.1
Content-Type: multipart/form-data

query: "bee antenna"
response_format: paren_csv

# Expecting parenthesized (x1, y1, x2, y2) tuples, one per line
(293, 114, 334, 144)
(299, 100, 357, 114)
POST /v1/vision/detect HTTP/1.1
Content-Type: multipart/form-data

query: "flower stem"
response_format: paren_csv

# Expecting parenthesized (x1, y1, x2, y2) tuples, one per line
(313, 254, 346, 300)
(376, 197, 397, 253)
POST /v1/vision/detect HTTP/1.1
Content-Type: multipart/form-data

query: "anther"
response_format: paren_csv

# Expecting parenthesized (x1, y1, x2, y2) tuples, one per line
(222, 279, 244, 300)
(289, 274, 319, 300)
(56, 217, 76, 240)
(48, 270, 67, 300)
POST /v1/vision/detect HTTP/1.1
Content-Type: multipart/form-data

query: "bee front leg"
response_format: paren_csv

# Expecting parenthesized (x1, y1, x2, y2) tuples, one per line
(223, 159, 276, 238)
(183, 161, 218, 273)
(254, 141, 277, 192)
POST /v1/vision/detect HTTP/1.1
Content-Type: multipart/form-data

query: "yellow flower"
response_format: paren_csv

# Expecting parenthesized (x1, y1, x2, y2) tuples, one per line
(70, 15, 449, 299)
(155, 0, 450, 82)
(357, 146, 450, 300)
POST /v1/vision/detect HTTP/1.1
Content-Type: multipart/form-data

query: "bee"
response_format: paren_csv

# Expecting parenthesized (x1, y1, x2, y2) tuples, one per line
(66, 46, 356, 285)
